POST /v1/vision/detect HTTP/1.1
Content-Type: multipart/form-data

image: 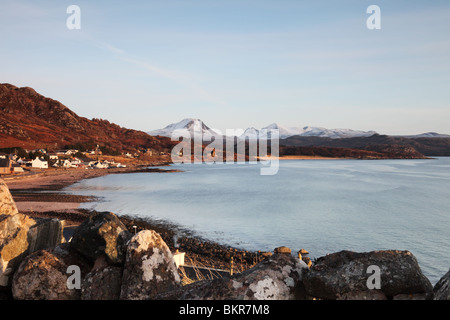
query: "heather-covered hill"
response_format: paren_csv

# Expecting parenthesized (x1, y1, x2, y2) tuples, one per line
(0, 83, 175, 153)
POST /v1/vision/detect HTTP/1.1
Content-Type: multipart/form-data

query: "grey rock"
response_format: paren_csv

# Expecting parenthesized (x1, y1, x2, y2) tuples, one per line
(28, 218, 65, 251)
(433, 269, 450, 300)
(120, 230, 181, 300)
(0, 214, 64, 287)
(81, 256, 123, 300)
(11, 244, 90, 300)
(302, 250, 433, 300)
(70, 211, 131, 265)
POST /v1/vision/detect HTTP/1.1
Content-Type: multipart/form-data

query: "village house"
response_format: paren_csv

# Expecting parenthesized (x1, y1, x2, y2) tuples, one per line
(94, 161, 109, 169)
(31, 157, 48, 169)
(70, 157, 82, 166)
(62, 159, 72, 168)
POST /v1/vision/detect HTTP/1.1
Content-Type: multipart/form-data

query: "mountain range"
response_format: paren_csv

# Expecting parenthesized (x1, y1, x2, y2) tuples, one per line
(148, 118, 449, 140)
(147, 118, 379, 140)
(148, 118, 450, 156)
(239, 123, 378, 140)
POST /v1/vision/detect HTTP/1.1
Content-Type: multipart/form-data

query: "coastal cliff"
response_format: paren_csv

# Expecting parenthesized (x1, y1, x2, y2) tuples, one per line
(0, 178, 449, 300)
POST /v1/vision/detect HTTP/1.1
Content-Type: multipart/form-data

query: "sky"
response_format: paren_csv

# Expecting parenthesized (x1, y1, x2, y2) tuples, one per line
(1, 0, 449, 135)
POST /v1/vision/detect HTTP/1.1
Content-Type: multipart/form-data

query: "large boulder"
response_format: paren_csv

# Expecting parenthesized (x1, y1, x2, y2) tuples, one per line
(120, 230, 181, 300)
(0, 178, 64, 288)
(302, 250, 433, 300)
(70, 211, 131, 265)
(81, 256, 123, 300)
(0, 179, 18, 216)
(11, 244, 91, 300)
(433, 269, 450, 300)
(0, 214, 35, 287)
(156, 251, 309, 300)
(27, 218, 65, 252)
(0, 214, 64, 287)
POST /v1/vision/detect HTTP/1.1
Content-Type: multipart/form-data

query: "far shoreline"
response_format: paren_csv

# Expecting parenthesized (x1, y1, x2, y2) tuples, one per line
(258, 155, 341, 160)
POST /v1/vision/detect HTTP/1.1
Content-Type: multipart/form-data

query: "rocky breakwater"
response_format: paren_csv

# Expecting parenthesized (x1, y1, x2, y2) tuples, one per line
(1, 178, 450, 300)
(10, 211, 183, 300)
(0, 179, 64, 298)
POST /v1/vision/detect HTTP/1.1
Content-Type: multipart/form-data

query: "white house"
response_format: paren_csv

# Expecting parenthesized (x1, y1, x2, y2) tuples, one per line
(95, 161, 109, 169)
(88, 161, 109, 169)
(62, 159, 72, 168)
(31, 157, 48, 169)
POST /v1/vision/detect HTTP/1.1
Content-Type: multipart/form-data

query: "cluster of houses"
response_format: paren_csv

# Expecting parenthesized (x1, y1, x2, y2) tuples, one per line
(0, 149, 127, 176)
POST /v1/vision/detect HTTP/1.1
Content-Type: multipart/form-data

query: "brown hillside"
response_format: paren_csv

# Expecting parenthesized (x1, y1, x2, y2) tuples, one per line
(0, 83, 175, 153)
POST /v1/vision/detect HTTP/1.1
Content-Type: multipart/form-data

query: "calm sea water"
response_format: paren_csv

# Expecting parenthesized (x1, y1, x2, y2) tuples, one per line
(66, 158, 450, 284)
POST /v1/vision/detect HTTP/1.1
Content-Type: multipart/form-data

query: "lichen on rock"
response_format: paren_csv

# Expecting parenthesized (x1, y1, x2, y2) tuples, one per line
(120, 230, 181, 300)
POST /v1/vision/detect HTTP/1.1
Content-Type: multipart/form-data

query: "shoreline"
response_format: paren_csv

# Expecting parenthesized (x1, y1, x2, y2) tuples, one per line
(4, 160, 177, 191)
(5, 165, 264, 272)
(257, 155, 341, 160)
(5, 156, 432, 271)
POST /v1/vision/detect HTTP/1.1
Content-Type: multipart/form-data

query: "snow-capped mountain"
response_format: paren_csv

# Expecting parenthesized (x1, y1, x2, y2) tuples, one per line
(148, 119, 378, 140)
(239, 123, 378, 140)
(147, 118, 222, 140)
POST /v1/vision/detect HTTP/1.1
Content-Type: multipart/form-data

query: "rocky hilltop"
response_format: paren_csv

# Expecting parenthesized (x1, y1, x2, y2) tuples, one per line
(0, 178, 449, 300)
(0, 83, 175, 153)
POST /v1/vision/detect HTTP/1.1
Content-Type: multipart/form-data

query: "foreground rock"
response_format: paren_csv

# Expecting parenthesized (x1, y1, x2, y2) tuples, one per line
(81, 256, 123, 300)
(0, 179, 18, 216)
(302, 250, 433, 300)
(156, 252, 309, 300)
(70, 211, 131, 265)
(0, 214, 64, 287)
(433, 269, 450, 300)
(11, 244, 91, 300)
(120, 230, 181, 300)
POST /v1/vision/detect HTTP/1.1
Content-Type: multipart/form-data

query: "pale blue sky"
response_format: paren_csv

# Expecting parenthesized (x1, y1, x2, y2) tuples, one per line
(1, 0, 449, 135)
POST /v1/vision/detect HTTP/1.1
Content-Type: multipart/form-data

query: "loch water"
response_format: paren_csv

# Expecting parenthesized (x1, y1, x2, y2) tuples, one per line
(66, 158, 450, 284)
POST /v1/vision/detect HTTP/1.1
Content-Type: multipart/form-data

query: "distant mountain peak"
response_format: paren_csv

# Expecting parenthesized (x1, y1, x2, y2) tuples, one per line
(148, 118, 380, 140)
(148, 118, 220, 139)
(239, 123, 378, 140)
